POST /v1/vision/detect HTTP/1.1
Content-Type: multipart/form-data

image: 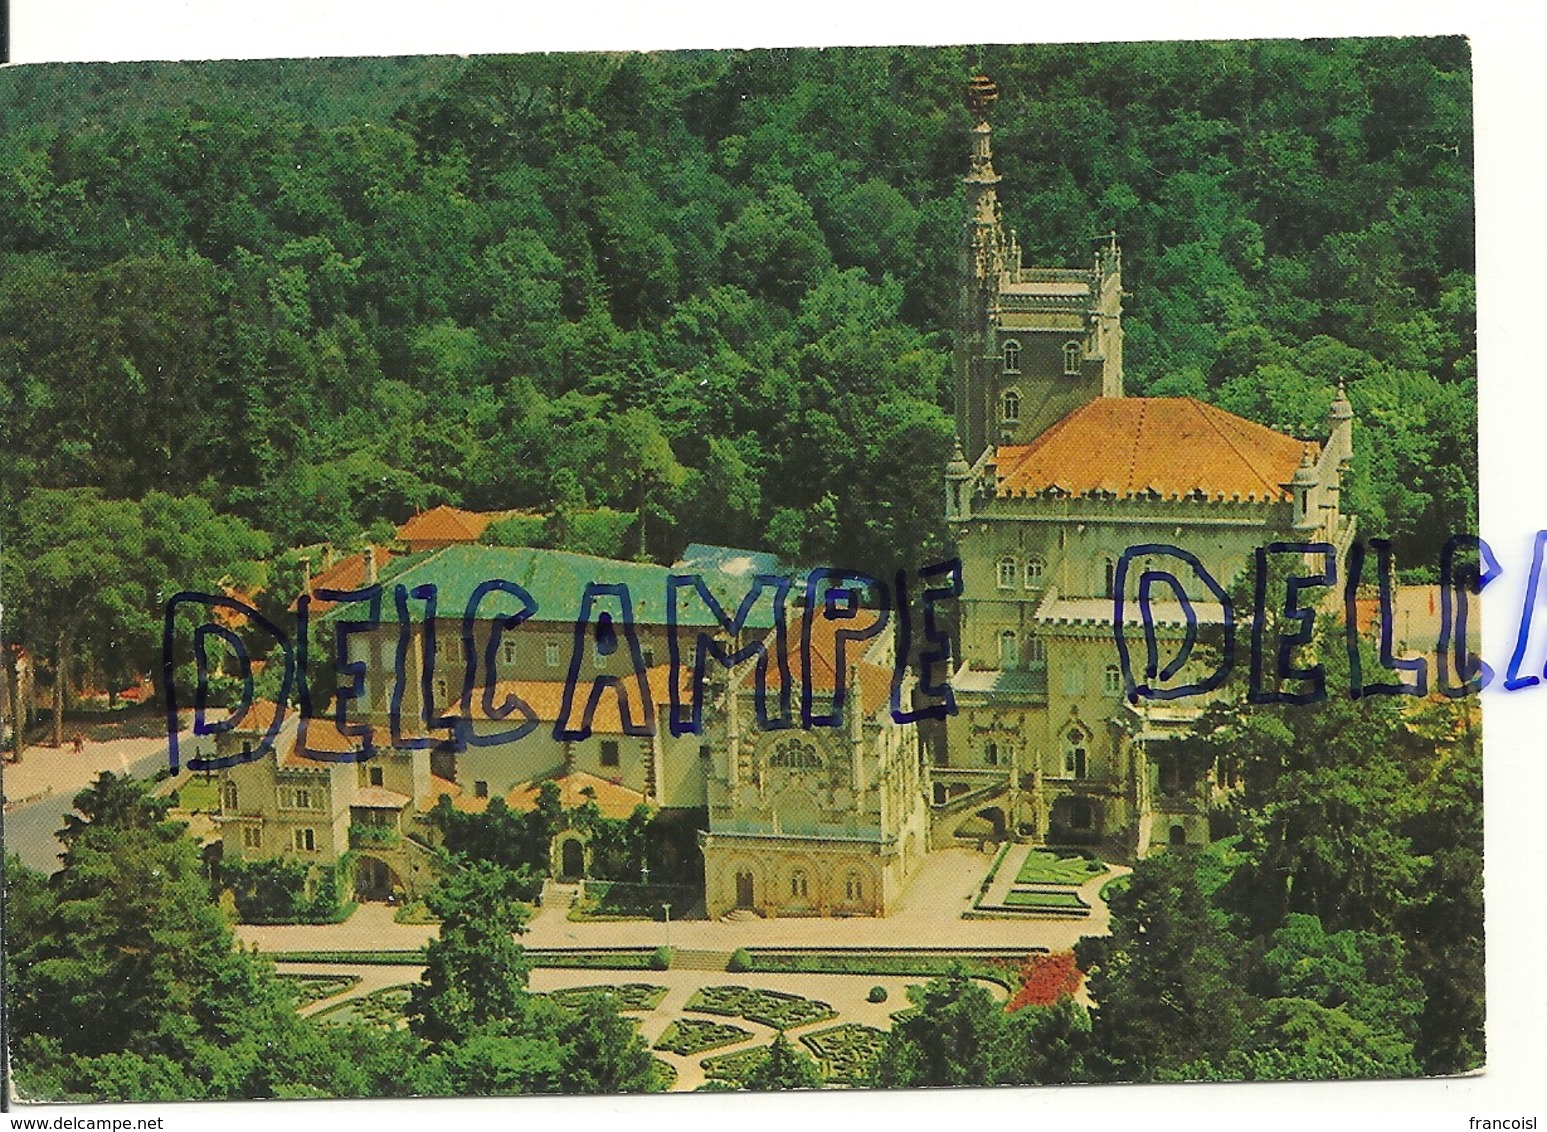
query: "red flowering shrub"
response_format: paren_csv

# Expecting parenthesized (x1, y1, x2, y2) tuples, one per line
(1006, 950, 1083, 1011)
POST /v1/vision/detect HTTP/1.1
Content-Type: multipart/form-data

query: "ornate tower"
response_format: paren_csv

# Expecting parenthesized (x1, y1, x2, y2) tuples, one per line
(952, 75, 1125, 467)
(954, 75, 1007, 467)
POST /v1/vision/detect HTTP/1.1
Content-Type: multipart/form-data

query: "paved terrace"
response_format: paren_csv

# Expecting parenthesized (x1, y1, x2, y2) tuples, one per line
(236, 846, 1126, 955)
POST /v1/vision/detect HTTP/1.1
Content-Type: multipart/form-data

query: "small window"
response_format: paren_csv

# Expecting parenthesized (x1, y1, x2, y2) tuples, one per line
(1101, 556, 1116, 599)
(243, 826, 261, 850)
(294, 828, 315, 852)
(1001, 388, 1021, 423)
(545, 640, 562, 668)
(369, 765, 384, 787)
(997, 556, 1018, 589)
(844, 873, 863, 901)
(474, 780, 489, 798)
(984, 741, 999, 767)
(434, 676, 449, 706)
(1024, 556, 1045, 589)
(1003, 339, 1022, 374)
(1026, 637, 1047, 666)
(1066, 747, 1088, 778)
(222, 782, 239, 810)
(1063, 666, 1085, 696)
(642, 646, 656, 668)
(1104, 664, 1123, 696)
(699, 743, 712, 761)
(790, 869, 809, 899)
(502, 638, 517, 666)
(600, 740, 620, 768)
(1063, 340, 1082, 375)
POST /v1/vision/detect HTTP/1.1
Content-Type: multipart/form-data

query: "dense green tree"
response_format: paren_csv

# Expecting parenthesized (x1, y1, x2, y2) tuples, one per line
(870, 970, 1007, 1087)
(743, 1031, 824, 1091)
(408, 862, 540, 1045)
(1075, 851, 1255, 1080)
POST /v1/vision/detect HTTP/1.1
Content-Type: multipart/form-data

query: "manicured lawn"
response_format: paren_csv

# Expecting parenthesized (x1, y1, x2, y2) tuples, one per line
(1014, 849, 1106, 886)
(268, 949, 427, 965)
(653, 1018, 753, 1056)
(686, 985, 836, 1029)
(567, 881, 700, 922)
(547, 983, 667, 1012)
(312, 984, 413, 1029)
(800, 1023, 886, 1085)
(1003, 889, 1090, 911)
(746, 951, 1025, 991)
(171, 777, 220, 812)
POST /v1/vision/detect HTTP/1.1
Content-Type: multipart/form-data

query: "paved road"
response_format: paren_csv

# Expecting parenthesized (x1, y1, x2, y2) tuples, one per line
(2, 745, 170, 873)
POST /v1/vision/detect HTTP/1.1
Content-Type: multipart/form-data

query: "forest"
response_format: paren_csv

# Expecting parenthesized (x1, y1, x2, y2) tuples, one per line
(0, 41, 1473, 569)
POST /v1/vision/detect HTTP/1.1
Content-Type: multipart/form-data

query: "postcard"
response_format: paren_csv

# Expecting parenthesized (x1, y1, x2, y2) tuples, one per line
(0, 34, 1488, 1110)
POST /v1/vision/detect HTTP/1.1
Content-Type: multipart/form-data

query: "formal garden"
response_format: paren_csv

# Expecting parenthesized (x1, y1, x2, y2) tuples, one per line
(684, 985, 836, 1029)
(547, 983, 667, 1012)
(312, 984, 414, 1029)
(653, 1018, 753, 1056)
(799, 1024, 887, 1085)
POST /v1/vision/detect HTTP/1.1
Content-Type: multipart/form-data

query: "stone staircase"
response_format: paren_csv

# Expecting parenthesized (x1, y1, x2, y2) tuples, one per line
(721, 908, 762, 923)
(672, 948, 733, 971)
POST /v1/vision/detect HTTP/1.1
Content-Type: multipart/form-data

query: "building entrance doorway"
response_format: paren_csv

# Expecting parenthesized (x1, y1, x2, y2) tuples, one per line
(560, 839, 585, 879)
(735, 870, 754, 909)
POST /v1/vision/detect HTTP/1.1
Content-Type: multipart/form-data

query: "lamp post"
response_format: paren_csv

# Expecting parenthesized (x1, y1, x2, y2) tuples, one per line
(663, 902, 672, 950)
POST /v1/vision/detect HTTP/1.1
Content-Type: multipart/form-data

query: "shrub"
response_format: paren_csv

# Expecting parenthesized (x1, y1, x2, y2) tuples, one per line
(728, 947, 754, 973)
(650, 945, 674, 970)
(867, 985, 888, 1004)
(218, 854, 354, 924)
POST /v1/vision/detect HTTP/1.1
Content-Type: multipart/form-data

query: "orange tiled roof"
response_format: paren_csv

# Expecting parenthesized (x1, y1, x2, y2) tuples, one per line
(397, 505, 542, 547)
(419, 775, 487, 814)
(293, 547, 393, 613)
(757, 611, 892, 716)
(454, 664, 688, 733)
(992, 398, 1312, 503)
(505, 770, 646, 820)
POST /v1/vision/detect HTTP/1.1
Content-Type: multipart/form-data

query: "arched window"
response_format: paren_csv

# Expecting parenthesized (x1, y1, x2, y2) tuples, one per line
(222, 781, 238, 810)
(1063, 340, 1082, 375)
(1001, 388, 1021, 423)
(1003, 339, 1022, 374)
(999, 629, 1018, 670)
(1104, 664, 1123, 696)
(1064, 726, 1089, 778)
(997, 556, 1018, 589)
(769, 740, 822, 769)
(790, 869, 809, 899)
(844, 872, 864, 901)
(1024, 556, 1045, 589)
(984, 741, 999, 766)
(1101, 556, 1117, 599)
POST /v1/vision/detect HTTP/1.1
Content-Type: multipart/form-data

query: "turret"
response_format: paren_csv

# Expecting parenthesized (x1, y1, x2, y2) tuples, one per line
(1291, 446, 1319, 532)
(945, 438, 973, 523)
(1327, 378, 1354, 468)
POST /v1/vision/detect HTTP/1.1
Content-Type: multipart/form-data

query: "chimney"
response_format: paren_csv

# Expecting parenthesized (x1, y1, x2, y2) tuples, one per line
(364, 546, 378, 585)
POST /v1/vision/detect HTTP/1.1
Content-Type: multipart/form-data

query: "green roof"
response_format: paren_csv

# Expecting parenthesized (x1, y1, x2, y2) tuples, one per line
(320, 544, 781, 629)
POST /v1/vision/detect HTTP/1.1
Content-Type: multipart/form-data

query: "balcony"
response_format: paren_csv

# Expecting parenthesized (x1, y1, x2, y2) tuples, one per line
(349, 822, 401, 850)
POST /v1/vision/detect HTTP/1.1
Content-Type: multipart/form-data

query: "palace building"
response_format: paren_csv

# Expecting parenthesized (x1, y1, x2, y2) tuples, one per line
(206, 76, 1359, 913)
(936, 76, 1356, 857)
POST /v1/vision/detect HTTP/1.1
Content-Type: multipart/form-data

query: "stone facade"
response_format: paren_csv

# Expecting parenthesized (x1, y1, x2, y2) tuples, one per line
(939, 77, 1357, 860)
